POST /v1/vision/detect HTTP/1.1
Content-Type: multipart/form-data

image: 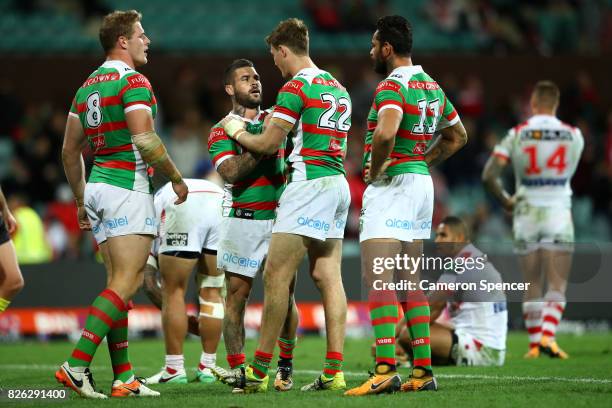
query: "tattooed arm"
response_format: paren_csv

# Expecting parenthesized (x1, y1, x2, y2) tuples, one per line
(424, 121, 468, 168)
(217, 153, 261, 184)
(482, 154, 515, 212)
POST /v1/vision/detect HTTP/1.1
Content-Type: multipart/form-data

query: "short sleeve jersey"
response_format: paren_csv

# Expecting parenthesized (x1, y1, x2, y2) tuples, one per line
(208, 110, 286, 220)
(364, 65, 459, 176)
(69, 60, 157, 193)
(493, 114, 584, 208)
(272, 68, 351, 181)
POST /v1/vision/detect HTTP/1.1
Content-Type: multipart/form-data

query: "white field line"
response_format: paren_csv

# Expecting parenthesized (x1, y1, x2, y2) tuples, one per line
(1, 365, 611, 385)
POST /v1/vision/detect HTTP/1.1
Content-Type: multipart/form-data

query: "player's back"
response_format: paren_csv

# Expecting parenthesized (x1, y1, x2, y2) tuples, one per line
(154, 179, 222, 214)
(70, 60, 158, 193)
(276, 68, 351, 181)
(364, 65, 459, 177)
(494, 115, 584, 208)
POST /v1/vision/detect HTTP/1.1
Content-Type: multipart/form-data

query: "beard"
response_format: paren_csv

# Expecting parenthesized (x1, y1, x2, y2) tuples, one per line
(235, 91, 261, 109)
(373, 55, 388, 75)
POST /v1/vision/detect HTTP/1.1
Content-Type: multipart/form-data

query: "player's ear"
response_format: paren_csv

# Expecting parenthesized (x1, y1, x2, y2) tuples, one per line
(117, 35, 129, 50)
(225, 84, 234, 97)
(279, 45, 288, 58)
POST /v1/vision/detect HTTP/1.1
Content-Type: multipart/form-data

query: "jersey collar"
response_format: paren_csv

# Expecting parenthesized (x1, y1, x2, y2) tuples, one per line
(101, 60, 134, 73)
(389, 65, 423, 77)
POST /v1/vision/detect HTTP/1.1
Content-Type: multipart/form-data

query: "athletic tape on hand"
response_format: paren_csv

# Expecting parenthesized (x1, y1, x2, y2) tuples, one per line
(223, 116, 246, 137)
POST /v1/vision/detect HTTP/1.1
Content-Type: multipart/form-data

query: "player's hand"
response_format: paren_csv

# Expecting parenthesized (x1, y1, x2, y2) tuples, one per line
(364, 159, 393, 184)
(502, 195, 517, 213)
(172, 180, 188, 205)
(77, 205, 91, 231)
(220, 114, 246, 138)
(2, 209, 17, 235)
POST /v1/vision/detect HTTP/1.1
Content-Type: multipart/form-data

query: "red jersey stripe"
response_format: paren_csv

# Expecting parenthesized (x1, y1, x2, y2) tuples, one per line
(301, 123, 347, 139)
(231, 201, 278, 211)
(397, 128, 433, 141)
(95, 159, 136, 171)
(85, 121, 127, 136)
(96, 143, 133, 156)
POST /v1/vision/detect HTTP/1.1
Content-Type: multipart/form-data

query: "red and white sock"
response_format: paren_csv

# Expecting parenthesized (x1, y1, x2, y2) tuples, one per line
(541, 291, 566, 340)
(199, 352, 216, 370)
(522, 300, 544, 349)
(165, 354, 184, 373)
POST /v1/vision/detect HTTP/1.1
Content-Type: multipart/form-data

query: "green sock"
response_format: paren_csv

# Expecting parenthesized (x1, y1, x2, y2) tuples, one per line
(67, 289, 126, 368)
(369, 290, 399, 368)
(250, 350, 273, 379)
(403, 301, 432, 371)
(107, 310, 134, 382)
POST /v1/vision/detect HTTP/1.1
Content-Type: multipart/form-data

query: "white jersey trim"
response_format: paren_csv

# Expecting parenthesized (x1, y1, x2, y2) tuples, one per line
(124, 104, 152, 114)
(378, 104, 403, 114)
(214, 154, 234, 170)
(68, 112, 79, 119)
(272, 111, 297, 125)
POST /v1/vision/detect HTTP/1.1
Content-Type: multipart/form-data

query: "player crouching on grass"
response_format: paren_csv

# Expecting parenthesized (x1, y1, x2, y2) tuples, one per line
(396, 217, 508, 367)
(482, 81, 583, 359)
(141, 178, 225, 384)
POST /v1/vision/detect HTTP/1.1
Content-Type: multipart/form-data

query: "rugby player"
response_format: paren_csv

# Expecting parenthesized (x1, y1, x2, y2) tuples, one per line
(219, 19, 351, 393)
(143, 178, 224, 384)
(57, 10, 187, 398)
(208, 59, 299, 392)
(482, 81, 584, 359)
(346, 16, 467, 396)
(397, 217, 507, 367)
(0, 185, 24, 314)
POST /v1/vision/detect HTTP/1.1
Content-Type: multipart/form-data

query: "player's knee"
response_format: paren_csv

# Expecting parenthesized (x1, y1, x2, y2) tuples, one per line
(199, 297, 224, 320)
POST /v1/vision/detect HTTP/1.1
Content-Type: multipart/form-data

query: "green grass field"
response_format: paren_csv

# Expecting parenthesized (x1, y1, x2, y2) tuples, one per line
(1, 332, 611, 407)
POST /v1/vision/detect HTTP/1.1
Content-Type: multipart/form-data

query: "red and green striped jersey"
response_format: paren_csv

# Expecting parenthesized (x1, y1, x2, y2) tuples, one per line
(272, 68, 351, 181)
(364, 65, 460, 176)
(208, 110, 286, 220)
(69, 60, 157, 193)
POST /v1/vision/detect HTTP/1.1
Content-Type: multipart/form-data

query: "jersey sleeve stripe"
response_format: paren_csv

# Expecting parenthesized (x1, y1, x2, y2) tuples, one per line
(492, 151, 510, 161)
(68, 112, 79, 118)
(378, 103, 403, 114)
(213, 152, 235, 168)
(124, 104, 152, 114)
(272, 111, 298, 125)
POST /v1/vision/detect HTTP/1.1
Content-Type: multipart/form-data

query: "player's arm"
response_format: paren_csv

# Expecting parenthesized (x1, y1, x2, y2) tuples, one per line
(482, 154, 514, 211)
(368, 108, 403, 182)
(61, 114, 91, 231)
(0, 185, 16, 234)
(125, 109, 187, 204)
(424, 121, 468, 168)
(217, 153, 261, 184)
(220, 115, 290, 155)
(429, 299, 447, 322)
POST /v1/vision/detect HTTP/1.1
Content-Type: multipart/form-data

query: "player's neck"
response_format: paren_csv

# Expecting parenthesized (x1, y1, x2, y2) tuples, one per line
(232, 104, 260, 121)
(387, 56, 413, 74)
(288, 56, 317, 77)
(531, 108, 556, 117)
(105, 51, 135, 69)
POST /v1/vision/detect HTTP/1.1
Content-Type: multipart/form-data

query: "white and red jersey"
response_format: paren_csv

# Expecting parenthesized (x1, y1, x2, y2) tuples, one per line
(437, 244, 508, 350)
(493, 114, 584, 208)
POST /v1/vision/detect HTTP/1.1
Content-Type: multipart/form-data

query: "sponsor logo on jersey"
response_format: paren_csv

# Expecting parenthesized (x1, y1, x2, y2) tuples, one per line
(385, 218, 432, 231)
(234, 208, 254, 220)
(92, 135, 106, 151)
(407, 81, 440, 90)
(166, 232, 188, 247)
(521, 178, 567, 186)
(105, 216, 128, 229)
(222, 252, 261, 269)
(413, 142, 427, 154)
(520, 129, 572, 141)
(82, 73, 119, 88)
(297, 216, 330, 232)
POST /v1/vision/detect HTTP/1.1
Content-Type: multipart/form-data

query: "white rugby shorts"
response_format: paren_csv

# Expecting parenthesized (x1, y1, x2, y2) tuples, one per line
(217, 217, 273, 278)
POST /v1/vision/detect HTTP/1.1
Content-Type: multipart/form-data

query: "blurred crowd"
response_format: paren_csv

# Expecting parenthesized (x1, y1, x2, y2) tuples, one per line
(1, 62, 610, 263)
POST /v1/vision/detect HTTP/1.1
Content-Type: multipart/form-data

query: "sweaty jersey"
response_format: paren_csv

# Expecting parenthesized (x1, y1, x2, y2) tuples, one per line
(364, 65, 459, 176)
(493, 114, 584, 208)
(437, 244, 507, 350)
(272, 68, 351, 181)
(208, 110, 285, 220)
(69, 60, 157, 193)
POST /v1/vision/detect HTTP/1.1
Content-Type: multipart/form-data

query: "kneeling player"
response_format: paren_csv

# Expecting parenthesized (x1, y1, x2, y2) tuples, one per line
(144, 178, 225, 384)
(397, 217, 507, 367)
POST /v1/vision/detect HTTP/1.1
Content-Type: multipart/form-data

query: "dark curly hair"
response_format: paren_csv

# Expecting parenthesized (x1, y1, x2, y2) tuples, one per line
(376, 15, 412, 56)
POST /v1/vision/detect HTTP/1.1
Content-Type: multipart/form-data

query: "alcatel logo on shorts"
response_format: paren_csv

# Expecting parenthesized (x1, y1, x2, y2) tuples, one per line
(297, 217, 330, 232)
(385, 219, 432, 231)
(105, 216, 128, 229)
(222, 252, 261, 269)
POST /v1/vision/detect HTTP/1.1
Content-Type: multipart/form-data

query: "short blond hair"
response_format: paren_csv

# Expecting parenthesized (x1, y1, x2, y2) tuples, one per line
(99, 10, 142, 53)
(265, 18, 309, 55)
(532, 80, 560, 109)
